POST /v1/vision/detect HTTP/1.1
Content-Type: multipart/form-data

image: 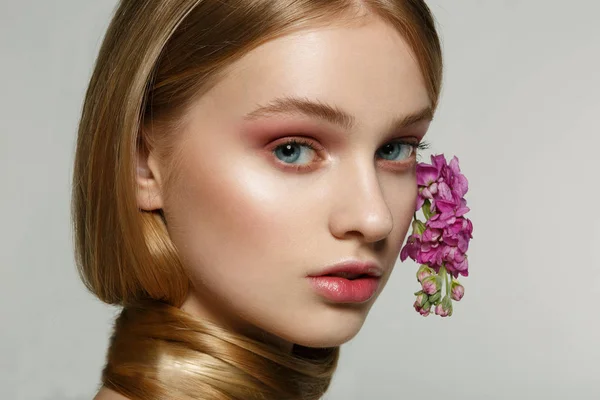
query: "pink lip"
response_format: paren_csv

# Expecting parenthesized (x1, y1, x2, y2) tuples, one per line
(308, 260, 383, 278)
(307, 260, 383, 303)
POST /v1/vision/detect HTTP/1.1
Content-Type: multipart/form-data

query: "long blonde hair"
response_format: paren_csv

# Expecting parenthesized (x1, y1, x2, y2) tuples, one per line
(72, 1, 442, 398)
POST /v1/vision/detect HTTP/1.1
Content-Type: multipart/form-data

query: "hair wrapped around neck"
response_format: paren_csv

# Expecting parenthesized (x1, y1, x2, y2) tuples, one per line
(102, 300, 339, 400)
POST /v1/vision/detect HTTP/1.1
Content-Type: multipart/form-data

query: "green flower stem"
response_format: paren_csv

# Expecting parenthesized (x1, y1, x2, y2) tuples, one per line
(423, 200, 432, 220)
(441, 264, 449, 298)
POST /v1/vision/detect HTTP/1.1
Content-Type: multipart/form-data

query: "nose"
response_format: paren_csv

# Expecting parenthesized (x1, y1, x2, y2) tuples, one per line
(328, 159, 394, 244)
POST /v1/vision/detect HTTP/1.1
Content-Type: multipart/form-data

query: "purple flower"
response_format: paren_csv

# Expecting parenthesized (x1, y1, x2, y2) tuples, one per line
(444, 217, 473, 246)
(401, 153, 473, 317)
(414, 227, 443, 267)
(416, 154, 469, 215)
(416, 166, 442, 210)
(400, 234, 421, 262)
(422, 227, 442, 242)
(428, 198, 470, 228)
(441, 246, 469, 278)
(401, 219, 472, 279)
(403, 224, 471, 279)
(445, 156, 469, 199)
(418, 245, 444, 271)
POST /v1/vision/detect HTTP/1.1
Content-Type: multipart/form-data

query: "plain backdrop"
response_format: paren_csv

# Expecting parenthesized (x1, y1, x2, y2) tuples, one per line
(1, 1, 599, 399)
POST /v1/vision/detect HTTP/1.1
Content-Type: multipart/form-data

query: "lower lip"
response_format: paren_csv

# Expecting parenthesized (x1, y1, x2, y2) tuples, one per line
(308, 276, 380, 303)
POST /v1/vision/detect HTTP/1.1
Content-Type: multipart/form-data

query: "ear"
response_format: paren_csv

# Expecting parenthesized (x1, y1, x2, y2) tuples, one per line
(136, 142, 164, 211)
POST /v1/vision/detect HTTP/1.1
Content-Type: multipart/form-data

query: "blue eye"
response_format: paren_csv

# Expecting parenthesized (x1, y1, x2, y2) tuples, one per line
(271, 138, 423, 169)
(273, 140, 317, 165)
(377, 142, 415, 161)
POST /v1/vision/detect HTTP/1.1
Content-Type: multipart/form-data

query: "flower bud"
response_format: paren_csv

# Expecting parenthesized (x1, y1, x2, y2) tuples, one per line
(421, 275, 442, 295)
(435, 296, 453, 317)
(415, 291, 428, 307)
(428, 291, 442, 305)
(422, 199, 432, 219)
(411, 219, 426, 236)
(416, 265, 435, 283)
(434, 304, 449, 317)
(451, 280, 465, 301)
(419, 302, 431, 316)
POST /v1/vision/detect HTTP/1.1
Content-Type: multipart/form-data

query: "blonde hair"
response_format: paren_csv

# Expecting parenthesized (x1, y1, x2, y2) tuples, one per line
(72, 0, 442, 398)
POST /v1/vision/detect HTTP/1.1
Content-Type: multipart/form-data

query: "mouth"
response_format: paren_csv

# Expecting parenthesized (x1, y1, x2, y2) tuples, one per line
(308, 260, 384, 279)
(320, 272, 373, 280)
(307, 260, 384, 303)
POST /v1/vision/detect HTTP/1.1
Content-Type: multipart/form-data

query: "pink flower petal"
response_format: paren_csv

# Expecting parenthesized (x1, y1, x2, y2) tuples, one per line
(417, 164, 441, 187)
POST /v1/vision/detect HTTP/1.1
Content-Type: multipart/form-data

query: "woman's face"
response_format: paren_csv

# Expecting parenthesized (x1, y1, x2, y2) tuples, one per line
(138, 16, 431, 349)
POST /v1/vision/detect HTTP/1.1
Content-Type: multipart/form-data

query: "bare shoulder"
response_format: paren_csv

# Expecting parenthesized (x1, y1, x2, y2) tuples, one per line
(94, 387, 130, 400)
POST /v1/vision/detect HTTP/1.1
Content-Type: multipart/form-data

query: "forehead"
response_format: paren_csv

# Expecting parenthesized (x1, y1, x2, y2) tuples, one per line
(187, 17, 430, 133)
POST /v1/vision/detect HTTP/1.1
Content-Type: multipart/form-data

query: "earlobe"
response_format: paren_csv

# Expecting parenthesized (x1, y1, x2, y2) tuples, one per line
(135, 147, 164, 211)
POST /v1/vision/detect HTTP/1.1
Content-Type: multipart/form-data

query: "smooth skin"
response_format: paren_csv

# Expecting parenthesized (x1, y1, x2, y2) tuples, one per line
(96, 14, 431, 399)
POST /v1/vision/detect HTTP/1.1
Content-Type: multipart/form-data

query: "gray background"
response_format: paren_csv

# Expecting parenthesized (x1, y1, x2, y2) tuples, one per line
(1, 1, 599, 399)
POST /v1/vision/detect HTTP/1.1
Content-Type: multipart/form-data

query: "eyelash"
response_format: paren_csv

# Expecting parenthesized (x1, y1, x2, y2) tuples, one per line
(270, 137, 431, 171)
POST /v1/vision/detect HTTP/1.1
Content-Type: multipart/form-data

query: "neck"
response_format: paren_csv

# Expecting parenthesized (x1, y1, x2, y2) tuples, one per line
(181, 292, 294, 354)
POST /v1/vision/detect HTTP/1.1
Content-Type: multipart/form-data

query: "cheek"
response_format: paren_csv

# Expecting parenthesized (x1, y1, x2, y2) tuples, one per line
(161, 155, 315, 284)
(385, 172, 418, 245)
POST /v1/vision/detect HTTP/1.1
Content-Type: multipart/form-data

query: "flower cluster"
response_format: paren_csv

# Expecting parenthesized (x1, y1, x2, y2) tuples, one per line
(400, 154, 473, 317)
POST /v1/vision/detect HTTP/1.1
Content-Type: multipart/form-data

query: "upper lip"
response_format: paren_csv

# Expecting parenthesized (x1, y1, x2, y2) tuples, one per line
(308, 260, 384, 278)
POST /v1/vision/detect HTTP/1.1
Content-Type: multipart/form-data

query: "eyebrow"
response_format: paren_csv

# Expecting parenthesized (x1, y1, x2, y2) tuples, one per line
(243, 96, 433, 132)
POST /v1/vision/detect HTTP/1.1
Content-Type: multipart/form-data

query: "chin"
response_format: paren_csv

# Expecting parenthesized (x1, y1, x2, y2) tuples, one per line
(278, 306, 371, 348)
